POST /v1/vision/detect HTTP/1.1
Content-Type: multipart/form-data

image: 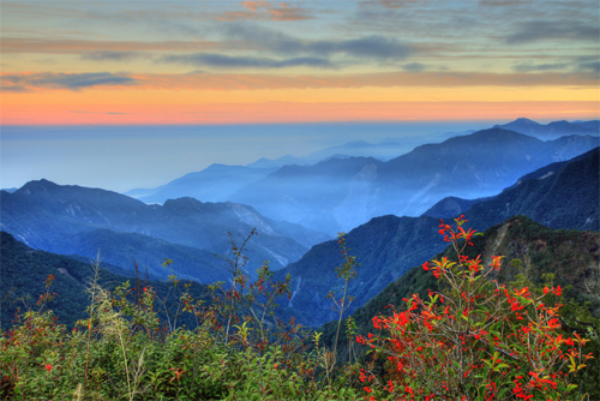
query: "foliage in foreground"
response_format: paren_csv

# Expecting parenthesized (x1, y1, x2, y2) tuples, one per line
(358, 217, 595, 400)
(1, 221, 598, 400)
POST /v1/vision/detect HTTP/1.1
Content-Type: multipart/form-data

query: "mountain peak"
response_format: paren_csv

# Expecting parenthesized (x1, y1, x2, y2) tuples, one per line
(513, 117, 540, 125)
(464, 127, 535, 141)
(493, 118, 540, 129)
(18, 179, 60, 192)
(547, 120, 572, 127)
(163, 196, 205, 209)
(494, 118, 598, 141)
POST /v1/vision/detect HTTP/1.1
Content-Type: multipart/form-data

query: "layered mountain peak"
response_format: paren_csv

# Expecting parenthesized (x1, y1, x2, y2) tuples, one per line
(13, 178, 146, 211)
(1, 180, 331, 279)
(18, 178, 61, 193)
(495, 118, 599, 140)
(453, 127, 536, 143)
(162, 196, 218, 212)
(505, 117, 541, 126)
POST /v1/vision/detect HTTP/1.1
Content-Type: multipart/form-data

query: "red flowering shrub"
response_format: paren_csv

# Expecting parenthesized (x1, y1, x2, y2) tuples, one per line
(361, 217, 591, 401)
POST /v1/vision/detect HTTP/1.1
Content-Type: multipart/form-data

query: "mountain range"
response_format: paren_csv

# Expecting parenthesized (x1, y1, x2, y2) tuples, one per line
(3, 119, 598, 329)
(231, 128, 598, 234)
(126, 139, 433, 205)
(124, 120, 598, 234)
(495, 118, 599, 140)
(0, 180, 329, 282)
(125, 164, 277, 205)
(274, 147, 600, 326)
(425, 148, 600, 230)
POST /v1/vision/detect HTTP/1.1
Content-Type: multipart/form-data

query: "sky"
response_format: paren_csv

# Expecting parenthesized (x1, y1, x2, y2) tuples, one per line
(1, 0, 599, 191)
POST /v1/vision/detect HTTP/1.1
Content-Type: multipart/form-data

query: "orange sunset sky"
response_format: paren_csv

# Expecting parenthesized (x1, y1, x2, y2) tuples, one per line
(1, 0, 599, 125)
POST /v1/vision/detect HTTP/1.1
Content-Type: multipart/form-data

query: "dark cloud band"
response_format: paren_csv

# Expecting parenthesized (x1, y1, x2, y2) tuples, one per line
(506, 20, 600, 44)
(1, 72, 136, 91)
(160, 53, 334, 69)
(224, 24, 414, 61)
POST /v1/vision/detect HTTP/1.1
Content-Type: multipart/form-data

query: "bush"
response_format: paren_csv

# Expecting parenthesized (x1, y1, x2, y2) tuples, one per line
(358, 217, 591, 401)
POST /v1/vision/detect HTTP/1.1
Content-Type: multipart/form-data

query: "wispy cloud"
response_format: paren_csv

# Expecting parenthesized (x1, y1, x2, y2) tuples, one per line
(160, 53, 334, 69)
(224, 24, 414, 61)
(70, 110, 129, 115)
(577, 60, 600, 73)
(0, 38, 221, 54)
(512, 62, 570, 72)
(478, 0, 525, 6)
(403, 62, 427, 72)
(80, 51, 146, 61)
(219, 1, 313, 21)
(2, 2, 208, 37)
(1, 72, 137, 91)
(124, 70, 599, 91)
(505, 20, 600, 44)
(373, 0, 424, 9)
(2, 29, 413, 67)
(7, 70, 595, 93)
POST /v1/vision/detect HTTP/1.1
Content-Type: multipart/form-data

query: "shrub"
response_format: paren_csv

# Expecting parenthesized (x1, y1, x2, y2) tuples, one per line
(359, 216, 591, 401)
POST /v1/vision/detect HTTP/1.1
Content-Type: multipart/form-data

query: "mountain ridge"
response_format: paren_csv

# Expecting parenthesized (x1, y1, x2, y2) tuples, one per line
(232, 128, 598, 233)
(495, 118, 599, 140)
(1, 180, 330, 281)
(274, 148, 600, 326)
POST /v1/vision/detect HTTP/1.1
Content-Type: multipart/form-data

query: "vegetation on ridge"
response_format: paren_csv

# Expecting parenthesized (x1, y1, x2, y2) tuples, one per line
(2, 216, 598, 400)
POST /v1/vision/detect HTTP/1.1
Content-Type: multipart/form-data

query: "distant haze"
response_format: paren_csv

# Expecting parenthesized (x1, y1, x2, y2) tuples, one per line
(1, 121, 497, 192)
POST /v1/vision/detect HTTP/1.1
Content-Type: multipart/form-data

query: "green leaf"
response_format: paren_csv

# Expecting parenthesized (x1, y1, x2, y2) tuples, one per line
(493, 363, 509, 371)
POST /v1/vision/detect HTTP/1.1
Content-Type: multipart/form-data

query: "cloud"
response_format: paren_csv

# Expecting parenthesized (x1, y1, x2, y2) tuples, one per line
(81, 51, 145, 61)
(1, 38, 221, 54)
(1, 72, 136, 91)
(3, 2, 210, 37)
(478, 0, 525, 6)
(219, 1, 313, 21)
(505, 20, 600, 44)
(126, 70, 599, 92)
(512, 62, 570, 72)
(1, 84, 29, 92)
(160, 53, 334, 69)
(403, 62, 427, 72)
(374, 0, 423, 8)
(70, 110, 129, 115)
(309, 35, 413, 59)
(577, 60, 600, 73)
(224, 24, 414, 60)
(268, 2, 313, 21)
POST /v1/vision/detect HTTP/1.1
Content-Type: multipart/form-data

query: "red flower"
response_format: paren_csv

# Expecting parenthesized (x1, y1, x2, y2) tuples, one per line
(45, 364, 53, 372)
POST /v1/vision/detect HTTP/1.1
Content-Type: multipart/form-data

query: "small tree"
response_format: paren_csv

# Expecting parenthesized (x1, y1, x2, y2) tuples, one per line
(329, 232, 360, 358)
